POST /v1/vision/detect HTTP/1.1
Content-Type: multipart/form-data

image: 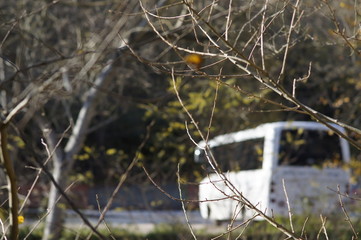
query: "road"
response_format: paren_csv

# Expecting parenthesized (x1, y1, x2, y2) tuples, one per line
(66, 209, 209, 224)
(26, 210, 225, 234)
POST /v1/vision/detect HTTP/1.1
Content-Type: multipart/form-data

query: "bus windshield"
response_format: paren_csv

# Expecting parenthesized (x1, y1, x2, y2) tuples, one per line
(278, 129, 342, 167)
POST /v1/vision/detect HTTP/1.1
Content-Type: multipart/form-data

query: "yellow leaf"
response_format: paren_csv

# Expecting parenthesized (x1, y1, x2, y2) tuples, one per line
(77, 153, 90, 161)
(106, 148, 117, 155)
(13, 136, 25, 149)
(83, 146, 92, 154)
(85, 170, 93, 179)
(18, 216, 24, 224)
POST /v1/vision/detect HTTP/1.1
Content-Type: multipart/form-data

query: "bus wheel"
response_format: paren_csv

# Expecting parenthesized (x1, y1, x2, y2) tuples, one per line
(215, 220, 225, 226)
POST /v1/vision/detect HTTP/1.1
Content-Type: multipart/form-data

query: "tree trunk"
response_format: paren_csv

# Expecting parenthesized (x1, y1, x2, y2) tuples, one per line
(42, 166, 66, 240)
(41, 62, 114, 240)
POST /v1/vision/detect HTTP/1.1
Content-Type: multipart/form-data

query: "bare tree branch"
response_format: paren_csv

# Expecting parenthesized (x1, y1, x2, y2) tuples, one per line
(0, 127, 19, 240)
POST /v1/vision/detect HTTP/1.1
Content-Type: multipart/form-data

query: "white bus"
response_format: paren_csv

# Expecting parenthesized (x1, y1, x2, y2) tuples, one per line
(195, 121, 351, 221)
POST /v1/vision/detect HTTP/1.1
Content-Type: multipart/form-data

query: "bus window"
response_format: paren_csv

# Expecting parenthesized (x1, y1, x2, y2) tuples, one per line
(199, 138, 264, 172)
(278, 129, 342, 167)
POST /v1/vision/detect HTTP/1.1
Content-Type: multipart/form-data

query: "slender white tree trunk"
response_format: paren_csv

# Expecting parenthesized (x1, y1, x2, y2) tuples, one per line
(41, 62, 114, 240)
(42, 166, 66, 239)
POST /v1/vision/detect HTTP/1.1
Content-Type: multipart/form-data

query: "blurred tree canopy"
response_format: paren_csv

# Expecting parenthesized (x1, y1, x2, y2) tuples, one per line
(0, 0, 360, 208)
(0, 0, 361, 238)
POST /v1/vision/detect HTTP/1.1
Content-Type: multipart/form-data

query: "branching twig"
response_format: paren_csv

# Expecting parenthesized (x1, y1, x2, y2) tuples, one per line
(278, 0, 303, 83)
(337, 185, 359, 239)
(141, 0, 361, 150)
(170, 67, 303, 240)
(140, 2, 361, 240)
(318, 215, 329, 240)
(94, 194, 116, 240)
(177, 164, 197, 240)
(292, 62, 312, 98)
(37, 140, 107, 240)
(324, 0, 361, 56)
(0, 218, 7, 240)
(85, 120, 155, 240)
(19, 125, 71, 214)
(23, 182, 76, 240)
(211, 213, 259, 240)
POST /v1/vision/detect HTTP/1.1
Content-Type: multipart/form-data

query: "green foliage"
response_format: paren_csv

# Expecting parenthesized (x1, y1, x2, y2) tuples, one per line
(73, 144, 132, 184)
(18, 226, 44, 240)
(145, 224, 193, 240)
(138, 74, 277, 182)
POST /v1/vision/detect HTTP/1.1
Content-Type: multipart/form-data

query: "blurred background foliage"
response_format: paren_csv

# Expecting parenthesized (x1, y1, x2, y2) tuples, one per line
(0, 0, 361, 210)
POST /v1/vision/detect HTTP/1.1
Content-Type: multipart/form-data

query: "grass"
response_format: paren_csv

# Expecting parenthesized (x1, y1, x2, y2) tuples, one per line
(18, 214, 360, 240)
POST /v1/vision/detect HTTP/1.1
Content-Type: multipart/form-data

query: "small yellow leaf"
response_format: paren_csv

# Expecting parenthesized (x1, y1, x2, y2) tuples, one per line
(106, 148, 117, 155)
(77, 153, 90, 161)
(18, 216, 24, 224)
(83, 146, 92, 153)
(13, 136, 25, 149)
(85, 170, 93, 179)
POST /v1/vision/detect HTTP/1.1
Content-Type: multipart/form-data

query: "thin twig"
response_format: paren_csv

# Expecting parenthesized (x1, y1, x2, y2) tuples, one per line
(260, 0, 269, 70)
(171, 66, 303, 239)
(282, 179, 294, 234)
(2, 97, 30, 126)
(143, 164, 230, 203)
(94, 194, 116, 240)
(300, 216, 309, 239)
(182, 0, 361, 146)
(278, 0, 302, 83)
(324, 0, 360, 56)
(184, 121, 203, 149)
(318, 215, 329, 240)
(19, 125, 71, 214)
(37, 140, 107, 240)
(211, 213, 259, 240)
(227, 201, 244, 240)
(23, 182, 76, 240)
(0, 218, 7, 240)
(85, 120, 155, 240)
(150, 0, 361, 148)
(292, 62, 312, 98)
(337, 185, 358, 239)
(206, 75, 220, 142)
(225, 0, 233, 41)
(171, 68, 303, 239)
(177, 164, 197, 240)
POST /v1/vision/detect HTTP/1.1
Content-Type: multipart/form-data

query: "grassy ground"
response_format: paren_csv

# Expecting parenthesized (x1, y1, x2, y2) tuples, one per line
(19, 214, 360, 240)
